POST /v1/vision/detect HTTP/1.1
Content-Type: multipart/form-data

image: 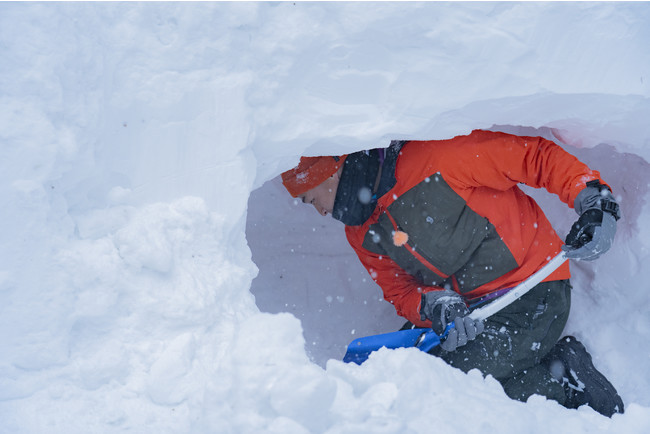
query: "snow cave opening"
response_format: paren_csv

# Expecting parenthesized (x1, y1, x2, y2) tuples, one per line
(244, 125, 648, 368)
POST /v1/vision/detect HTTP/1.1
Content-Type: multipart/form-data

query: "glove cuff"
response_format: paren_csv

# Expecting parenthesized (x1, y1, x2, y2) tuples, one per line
(420, 290, 467, 334)
(575, 180, 621, 220)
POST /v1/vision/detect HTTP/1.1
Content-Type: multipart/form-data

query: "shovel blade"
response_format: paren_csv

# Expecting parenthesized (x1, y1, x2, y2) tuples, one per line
(343, 328, 431, 364)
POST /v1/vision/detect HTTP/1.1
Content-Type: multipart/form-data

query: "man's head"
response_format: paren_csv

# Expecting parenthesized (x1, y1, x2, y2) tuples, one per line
(281, 155, 347, 216)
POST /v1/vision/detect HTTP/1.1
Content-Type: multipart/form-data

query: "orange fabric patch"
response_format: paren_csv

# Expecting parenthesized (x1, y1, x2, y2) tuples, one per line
(392, 230, 409, 246)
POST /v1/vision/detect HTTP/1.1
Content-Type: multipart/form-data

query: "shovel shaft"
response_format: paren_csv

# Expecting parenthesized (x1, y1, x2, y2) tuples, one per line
(344, 252, 568, 364)
(469, 252, 567, 321)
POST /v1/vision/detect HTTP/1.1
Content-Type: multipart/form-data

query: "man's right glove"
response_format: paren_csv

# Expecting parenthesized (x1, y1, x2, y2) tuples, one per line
(420, 289, 484, 352)
(563, 180, 621, 261)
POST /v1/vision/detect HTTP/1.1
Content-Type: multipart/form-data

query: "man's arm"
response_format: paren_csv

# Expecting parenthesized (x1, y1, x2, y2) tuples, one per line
(346, 234, 484, 350)
(426, 130, 608, 208)
(345, 228, 439, 327)
(433, 130, 621, 261)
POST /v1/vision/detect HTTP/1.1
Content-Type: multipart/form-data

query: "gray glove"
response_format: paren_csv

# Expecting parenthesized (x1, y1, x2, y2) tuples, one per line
(440, 315, 485, 352)
(562, 181, 621, 261)
(420, 290, 484, 352)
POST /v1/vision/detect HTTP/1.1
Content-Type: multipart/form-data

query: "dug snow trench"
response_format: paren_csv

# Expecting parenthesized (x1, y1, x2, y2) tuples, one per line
(246, 123, 650, 432)
(3, 2, 650, 432)
(246, 124, 648, 367)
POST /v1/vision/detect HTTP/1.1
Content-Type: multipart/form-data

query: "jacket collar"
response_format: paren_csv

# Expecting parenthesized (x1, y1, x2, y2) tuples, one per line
(332, 141, 405, 226)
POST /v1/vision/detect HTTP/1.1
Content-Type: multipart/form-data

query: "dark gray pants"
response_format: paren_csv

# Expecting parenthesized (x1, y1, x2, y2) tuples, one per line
(431, 280, 571, 404)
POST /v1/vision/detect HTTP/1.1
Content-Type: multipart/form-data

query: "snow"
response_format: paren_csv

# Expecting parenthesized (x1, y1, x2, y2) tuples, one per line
(1, 2, 649, 433)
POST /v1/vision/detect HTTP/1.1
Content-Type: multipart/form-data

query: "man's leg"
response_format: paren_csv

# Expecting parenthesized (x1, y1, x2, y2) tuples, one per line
(432, 280, 571, 404)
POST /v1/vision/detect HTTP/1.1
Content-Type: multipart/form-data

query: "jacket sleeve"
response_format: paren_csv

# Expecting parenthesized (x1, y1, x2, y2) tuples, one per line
(436, 130, 606, 208)
(345, 226, 437, 328)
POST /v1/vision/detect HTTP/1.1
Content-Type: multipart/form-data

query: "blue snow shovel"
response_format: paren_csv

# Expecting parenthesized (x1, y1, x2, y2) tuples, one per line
(343, 252, 568, 364)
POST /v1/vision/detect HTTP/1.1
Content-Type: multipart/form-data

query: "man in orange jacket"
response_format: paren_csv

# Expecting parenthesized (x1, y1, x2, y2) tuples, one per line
(281, 130, 623, 417)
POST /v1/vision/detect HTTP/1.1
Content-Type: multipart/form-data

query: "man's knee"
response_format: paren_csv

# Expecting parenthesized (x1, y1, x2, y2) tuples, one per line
(501, 365, 566, 405)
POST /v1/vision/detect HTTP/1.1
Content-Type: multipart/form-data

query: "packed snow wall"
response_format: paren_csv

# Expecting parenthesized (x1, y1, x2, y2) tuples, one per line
(1, 2, 650, 433)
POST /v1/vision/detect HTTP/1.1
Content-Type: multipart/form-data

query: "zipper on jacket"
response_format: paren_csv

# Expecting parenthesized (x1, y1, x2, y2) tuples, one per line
(383, 210, 449, 280)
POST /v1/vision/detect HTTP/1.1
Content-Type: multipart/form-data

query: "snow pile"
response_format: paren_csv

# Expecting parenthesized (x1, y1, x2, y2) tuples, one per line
(1, 2, 649, 433)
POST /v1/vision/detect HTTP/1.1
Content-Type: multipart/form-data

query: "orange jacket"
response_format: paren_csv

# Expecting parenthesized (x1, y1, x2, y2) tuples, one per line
(345, 130, 604, 327)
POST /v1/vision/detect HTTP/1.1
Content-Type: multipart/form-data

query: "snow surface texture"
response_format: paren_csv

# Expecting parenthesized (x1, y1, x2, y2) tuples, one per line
(1, 2, 650, 433)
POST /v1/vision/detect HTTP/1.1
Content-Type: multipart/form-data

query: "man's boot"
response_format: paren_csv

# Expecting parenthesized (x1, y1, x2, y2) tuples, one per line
(544, 336, 624, 417)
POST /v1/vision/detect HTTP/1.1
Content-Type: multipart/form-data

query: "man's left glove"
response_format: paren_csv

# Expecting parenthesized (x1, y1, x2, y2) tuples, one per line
(440, 315, 485, 352)
(420, 290, 484, 352)
(562, 180, 621, 261)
